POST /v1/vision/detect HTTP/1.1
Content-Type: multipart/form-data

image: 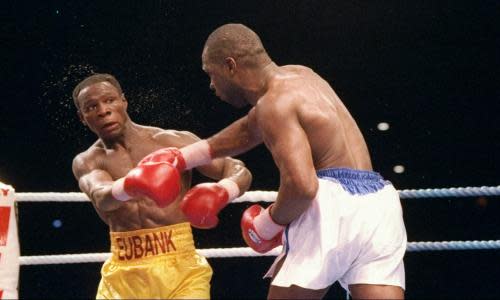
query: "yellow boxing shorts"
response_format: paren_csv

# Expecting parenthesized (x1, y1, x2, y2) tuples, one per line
(96, 222, 212, 299)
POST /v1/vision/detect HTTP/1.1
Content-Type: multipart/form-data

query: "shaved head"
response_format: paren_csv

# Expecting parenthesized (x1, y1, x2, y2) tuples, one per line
(203, 23, 271, 68)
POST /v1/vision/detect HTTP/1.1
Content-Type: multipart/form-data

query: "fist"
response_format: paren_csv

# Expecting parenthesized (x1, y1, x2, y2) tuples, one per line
(241, 204, 284, 253)
(180, 183, 230, 229)
(116, 162, 182, 207)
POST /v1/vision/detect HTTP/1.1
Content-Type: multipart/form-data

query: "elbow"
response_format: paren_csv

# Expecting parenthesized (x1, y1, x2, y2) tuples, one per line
(284, 175, 319, 202)
(225, 159, 253, 194)
(235, 165, 252, 195)
(302, 181, 319, 202)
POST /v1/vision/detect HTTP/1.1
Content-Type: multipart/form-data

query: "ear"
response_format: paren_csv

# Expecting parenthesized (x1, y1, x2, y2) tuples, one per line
(121, 93, 128, 110)
(224, 57, 237, 74)
(77, 111, 86, 126)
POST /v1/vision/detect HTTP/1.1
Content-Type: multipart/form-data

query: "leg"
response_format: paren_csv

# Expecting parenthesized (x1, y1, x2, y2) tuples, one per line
(268, 284, 330, 300)
(349, 284, 404, 300)
(267, 255, 331, 300)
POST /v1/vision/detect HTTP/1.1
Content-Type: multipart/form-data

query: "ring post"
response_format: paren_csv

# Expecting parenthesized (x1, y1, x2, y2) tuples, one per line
(0, 182, 20, 299)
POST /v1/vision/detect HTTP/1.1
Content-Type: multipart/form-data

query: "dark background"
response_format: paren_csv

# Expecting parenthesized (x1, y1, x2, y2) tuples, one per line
(2, 0, 499, 299)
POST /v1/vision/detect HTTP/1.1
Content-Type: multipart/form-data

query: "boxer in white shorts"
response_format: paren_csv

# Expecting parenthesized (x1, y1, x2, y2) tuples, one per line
(265, 168, 406, 294)
(143, 23, 407, 298)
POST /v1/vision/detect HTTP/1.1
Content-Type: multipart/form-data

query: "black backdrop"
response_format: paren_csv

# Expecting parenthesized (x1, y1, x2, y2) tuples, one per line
(2, 1, 499, 299)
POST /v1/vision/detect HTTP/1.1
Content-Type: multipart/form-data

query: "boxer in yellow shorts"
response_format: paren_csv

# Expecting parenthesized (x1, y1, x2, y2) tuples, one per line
(71, 73, 252, 299)
(98, 223, 211, 299)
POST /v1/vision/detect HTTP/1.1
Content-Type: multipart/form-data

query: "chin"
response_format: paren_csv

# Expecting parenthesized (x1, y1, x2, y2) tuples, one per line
(99, 130, 122, 141)
(233, 101, 248, 108)
(223, 95, 247, 108)
(224, 100, 242, 108)
(234, 97, 248, 108)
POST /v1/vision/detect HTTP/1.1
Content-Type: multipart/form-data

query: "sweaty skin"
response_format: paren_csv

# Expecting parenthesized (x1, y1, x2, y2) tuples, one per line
(72, 81, 251, 232)
(201, 24, 403, 299)
(203, 62, 372, 226)
(252, 65, 372, 225)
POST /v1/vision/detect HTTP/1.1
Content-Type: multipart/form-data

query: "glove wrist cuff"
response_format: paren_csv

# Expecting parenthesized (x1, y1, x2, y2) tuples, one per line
(180, 140, 213, 170)
(254, 205, 285, 240)
(217, 178, 240, 201)
(111, 178, 132, 202)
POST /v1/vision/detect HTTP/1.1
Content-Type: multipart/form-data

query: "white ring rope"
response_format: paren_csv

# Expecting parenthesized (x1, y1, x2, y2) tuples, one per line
(19, 240, 500, 265)
(16, 187, 500, 266)
(15, 185, 500, 202)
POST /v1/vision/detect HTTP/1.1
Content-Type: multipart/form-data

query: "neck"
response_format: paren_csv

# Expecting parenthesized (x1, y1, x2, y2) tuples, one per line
(101, 118, 139, 150)
(242, 62, 278, 106)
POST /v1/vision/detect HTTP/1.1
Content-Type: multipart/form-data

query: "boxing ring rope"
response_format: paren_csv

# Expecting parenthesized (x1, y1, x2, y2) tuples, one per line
(15, 185, 500, 265)
(19, 240, 500, 266)
(15, 185, 500, 202)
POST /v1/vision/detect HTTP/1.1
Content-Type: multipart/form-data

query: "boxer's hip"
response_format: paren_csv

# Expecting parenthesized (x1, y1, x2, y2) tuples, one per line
(108, 222, 195, 264)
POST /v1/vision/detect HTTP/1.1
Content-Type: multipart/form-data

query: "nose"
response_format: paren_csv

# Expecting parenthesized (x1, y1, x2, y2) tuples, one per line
(96, 103, 111, 117)
(209, 82, 215, 91)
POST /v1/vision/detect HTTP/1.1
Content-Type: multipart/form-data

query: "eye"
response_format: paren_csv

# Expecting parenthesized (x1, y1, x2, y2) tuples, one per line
(105, 98, 115, 103)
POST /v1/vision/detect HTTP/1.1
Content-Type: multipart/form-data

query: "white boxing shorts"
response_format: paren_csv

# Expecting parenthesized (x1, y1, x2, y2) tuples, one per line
(265, 168, 407, 291)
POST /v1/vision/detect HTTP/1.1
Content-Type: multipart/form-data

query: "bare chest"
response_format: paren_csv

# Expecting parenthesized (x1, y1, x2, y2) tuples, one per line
(100, 144, 165, 180)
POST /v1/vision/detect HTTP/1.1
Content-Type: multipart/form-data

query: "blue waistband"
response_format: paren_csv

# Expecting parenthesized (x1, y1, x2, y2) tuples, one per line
(316, 168, 388, 195)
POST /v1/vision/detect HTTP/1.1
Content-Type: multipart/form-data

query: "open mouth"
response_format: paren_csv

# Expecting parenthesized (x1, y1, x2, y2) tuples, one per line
(102, 122, 118, 130)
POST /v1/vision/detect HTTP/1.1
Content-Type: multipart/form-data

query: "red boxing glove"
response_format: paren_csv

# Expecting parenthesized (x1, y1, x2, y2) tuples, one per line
(112, 162, 181, 207)
(241, 204, 285, 253)
(180, 179, 240, 229)
(139, 147, 186, 172)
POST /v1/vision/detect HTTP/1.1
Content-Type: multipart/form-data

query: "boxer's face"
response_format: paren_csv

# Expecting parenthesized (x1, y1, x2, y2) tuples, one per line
(202, 49, 247, 108)
(77, 82, 129, 140)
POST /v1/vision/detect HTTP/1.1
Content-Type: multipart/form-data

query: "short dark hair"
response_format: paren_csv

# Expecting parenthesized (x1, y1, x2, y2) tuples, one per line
(72, 73, 123, 109)
(204, 23, 271, 68)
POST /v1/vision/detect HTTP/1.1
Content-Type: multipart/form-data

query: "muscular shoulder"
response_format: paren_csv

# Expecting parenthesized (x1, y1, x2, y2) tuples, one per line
(130, 125, 200, 148)
(151, 129, 201, 148)
(72, 141, 106, 178)
(257, 85, 299, 118)
(282, 64, 313, 74)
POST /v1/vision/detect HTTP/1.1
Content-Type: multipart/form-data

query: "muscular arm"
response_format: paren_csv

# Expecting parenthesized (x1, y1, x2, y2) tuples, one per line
(257, 98, 319, 225)
(148, 111, 262, 172)
(72, 155, 123, 212)
(153, 130, 252, 194)
(207, 111, 262, 158)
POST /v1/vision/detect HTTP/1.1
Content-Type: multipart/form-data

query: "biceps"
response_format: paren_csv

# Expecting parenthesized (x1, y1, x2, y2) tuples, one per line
(209, 116, 262, 157)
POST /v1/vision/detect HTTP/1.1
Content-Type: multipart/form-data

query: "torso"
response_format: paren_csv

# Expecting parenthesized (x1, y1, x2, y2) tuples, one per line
(251, 65, 372, 171)
(79, 125, 192, 232)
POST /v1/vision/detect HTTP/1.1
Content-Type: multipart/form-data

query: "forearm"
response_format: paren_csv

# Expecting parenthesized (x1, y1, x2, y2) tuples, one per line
(75, 164, 127, 212)
(88, 182, 124, 212)
(207, 116, 261, 158)
(179, 117, 261, 170)
(270, 177, 319, 225)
